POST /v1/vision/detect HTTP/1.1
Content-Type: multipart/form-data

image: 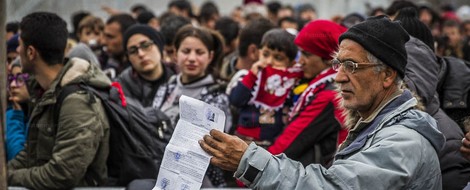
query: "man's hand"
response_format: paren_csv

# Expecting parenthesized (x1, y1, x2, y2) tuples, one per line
(199, 129, 249, 171)
(461, 131, 470, 160)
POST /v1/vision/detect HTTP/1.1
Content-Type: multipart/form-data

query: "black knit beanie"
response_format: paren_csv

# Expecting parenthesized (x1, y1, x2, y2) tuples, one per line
(339, 15, 410, 78)
(394, 7, 434, 51)
(123, 24, 165, 56)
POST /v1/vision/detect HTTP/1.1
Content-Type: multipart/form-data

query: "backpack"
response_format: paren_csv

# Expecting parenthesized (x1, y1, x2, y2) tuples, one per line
(437, 56, 470, 127)
(54, 82, 173, 186)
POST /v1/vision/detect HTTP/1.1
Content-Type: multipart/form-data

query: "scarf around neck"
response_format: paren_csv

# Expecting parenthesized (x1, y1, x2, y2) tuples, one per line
(288, 68, 337, 120)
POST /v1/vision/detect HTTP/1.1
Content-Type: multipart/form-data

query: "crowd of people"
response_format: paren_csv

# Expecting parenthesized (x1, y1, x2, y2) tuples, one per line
(4, 0, 470, 189)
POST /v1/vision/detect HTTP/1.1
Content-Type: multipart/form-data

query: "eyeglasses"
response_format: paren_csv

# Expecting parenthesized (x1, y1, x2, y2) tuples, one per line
(127, 41, 155, 55)
(331, 59, 380, 74)
(8, 73, 29, 88)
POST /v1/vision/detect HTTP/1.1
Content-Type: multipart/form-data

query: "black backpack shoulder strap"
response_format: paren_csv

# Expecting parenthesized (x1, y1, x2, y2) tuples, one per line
(53, 85, 82, 124)
(53, 84, 97, 125)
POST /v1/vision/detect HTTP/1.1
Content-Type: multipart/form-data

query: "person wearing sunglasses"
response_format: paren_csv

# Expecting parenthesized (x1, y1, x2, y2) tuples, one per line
(6, 62, 30, 161)
(116, 24, 174, 108)
(199, 16, 445, 189)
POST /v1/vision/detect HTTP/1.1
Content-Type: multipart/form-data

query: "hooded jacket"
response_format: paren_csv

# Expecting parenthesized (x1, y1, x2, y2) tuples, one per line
(234, 90, 445, 190)
(8, 58, 111, 189)
(437, 55, 470, 127)
(404, 37, 470, 190)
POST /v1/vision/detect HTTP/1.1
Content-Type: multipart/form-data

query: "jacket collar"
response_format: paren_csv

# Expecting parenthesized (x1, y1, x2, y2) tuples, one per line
(36, 58, 91, 106)
(336, 90, 417, 158)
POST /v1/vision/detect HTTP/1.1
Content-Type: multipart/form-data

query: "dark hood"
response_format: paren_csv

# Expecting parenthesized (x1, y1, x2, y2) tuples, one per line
(404, 37, 440, 115)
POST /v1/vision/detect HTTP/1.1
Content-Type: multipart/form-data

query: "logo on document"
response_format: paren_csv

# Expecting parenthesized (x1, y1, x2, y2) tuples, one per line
(181, 183, 190, 190)
(174, 152, 181, 161)
(160, 178, 170, 189)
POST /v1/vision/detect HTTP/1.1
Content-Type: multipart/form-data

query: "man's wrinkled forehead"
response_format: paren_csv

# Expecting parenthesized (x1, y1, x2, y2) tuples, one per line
(337, 39, 368, 61)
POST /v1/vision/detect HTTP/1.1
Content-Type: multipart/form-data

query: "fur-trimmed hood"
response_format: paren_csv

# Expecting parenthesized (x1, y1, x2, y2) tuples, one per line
(58, 57, 111, 88)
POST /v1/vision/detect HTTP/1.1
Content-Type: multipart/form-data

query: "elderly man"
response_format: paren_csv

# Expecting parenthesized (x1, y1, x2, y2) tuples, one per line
(200, 16, 445, 189)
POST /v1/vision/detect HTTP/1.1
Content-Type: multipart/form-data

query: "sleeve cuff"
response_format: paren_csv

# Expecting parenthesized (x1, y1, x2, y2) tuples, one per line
(240, 70, 258, 88)
(234, 142, 272, 186)
(7, 110, 25, 121)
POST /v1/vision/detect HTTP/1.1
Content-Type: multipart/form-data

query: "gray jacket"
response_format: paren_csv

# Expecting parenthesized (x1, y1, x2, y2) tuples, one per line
(235, 90, 445, 190)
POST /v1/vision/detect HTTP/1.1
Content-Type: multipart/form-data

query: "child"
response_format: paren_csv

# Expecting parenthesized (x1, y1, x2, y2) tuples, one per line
(76, 15, 104, 49)
(229, 29, 302, 147)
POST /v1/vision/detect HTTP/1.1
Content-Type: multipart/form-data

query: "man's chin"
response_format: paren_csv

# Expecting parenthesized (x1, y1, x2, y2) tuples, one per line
(341, 101, 357, 110)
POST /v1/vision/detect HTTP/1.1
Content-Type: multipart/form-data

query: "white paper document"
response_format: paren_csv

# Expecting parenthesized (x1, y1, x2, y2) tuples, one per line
(153, 95, 226, 190)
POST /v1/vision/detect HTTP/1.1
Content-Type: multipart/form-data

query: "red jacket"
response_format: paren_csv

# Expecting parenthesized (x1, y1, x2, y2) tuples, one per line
(268, 68, 348, 167)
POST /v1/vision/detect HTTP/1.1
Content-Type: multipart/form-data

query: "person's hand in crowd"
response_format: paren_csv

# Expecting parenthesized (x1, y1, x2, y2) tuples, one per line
(9, 96, 22, 110)
(101, 5, 121, 15)
(250, 59, 269, 74)
(199, 129, 248, 171)
(461, 131, 470, 160)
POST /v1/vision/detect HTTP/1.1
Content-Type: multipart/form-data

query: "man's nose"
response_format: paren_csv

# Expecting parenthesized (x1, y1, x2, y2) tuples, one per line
(334, 68, 348, 83)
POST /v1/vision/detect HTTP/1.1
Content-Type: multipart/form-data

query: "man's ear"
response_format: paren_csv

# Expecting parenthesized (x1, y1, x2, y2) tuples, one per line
(247, 44, 259, 62)
(383, 67, 397, 88)
(170, 47, 177, 63)
(26, 45, 36, 61)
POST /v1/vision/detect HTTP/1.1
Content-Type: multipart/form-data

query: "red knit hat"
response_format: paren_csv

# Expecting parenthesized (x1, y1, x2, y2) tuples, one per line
(294, 20, 347, 60)
(243, 0, 263, 5)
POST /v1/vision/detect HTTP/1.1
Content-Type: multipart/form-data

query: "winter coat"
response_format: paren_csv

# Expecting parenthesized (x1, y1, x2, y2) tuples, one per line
(6, 108, 27, 161)
(235, 90, 445, 190)
(437, 55, 470, 127)
(116, 65, 174, 107)
(8, 58, 111, 189)
(404, 36, 470, 190)
(267, 68, 347, 167)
